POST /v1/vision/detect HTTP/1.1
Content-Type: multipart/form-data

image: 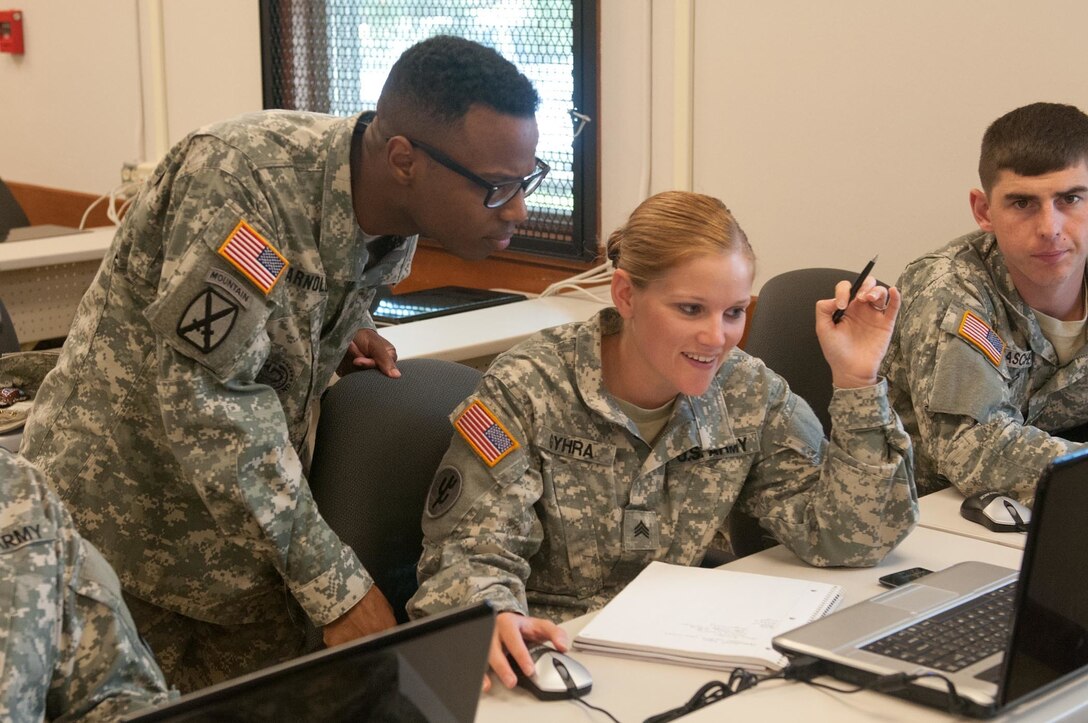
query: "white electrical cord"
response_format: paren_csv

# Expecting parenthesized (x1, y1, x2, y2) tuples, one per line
(79, 182, 141, 230)
(538, 261, 614, 304)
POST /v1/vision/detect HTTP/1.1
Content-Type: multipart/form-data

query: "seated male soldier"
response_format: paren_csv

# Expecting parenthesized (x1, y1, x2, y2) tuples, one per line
(883, 102, 1088, 503)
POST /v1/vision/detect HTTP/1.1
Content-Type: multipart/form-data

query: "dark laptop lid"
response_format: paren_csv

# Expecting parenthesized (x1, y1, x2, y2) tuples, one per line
(1000, 448, 1088, 706)
(369, 286, 526, 324)
(124, 602, 494, 723)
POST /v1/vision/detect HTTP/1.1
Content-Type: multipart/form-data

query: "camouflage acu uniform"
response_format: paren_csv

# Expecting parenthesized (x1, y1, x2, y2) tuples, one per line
(408, 309, 917, 622)
(882, 230, 1088, 504)
(0, 449, 174, 721)
(21, 110, 416, 688)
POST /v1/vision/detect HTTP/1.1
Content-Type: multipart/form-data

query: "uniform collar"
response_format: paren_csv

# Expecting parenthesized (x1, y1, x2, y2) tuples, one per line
(975, 232, 1034, 317)
(973, 231, 1064, 360)
(318, 111, 415, 285)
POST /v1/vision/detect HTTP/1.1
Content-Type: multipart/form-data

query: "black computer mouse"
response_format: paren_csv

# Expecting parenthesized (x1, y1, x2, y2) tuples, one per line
(959, 491, 1032, 532)
(509, 645, 593, 700)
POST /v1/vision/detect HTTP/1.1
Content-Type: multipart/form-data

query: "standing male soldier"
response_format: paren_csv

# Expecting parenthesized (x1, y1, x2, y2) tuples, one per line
(883, 102, 1088, 502)
(21, 35, 546, 691)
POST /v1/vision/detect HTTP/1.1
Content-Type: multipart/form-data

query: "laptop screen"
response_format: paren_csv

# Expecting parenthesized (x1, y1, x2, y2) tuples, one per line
(369, 286, 526, 325)
(1002, 450, 1088, 705)
(124, 603, 494, 723)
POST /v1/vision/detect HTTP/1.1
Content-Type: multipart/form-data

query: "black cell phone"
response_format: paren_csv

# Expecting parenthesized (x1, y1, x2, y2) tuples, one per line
(878, 567, 933, 588)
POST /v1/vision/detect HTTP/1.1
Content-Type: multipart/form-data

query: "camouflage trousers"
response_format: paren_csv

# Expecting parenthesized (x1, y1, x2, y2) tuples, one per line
(123, 592, 309, 694)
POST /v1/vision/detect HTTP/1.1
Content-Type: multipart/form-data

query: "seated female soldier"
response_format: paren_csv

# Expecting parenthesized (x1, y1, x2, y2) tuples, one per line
(407, 190, 917, 690)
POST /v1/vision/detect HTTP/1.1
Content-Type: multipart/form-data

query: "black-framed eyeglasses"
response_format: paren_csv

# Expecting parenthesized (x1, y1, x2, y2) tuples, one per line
(407, 137, 550, 209)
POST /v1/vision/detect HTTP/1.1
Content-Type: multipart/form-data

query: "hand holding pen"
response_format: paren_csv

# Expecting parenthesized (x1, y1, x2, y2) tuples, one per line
(814, 256, 901, 389)
(832, 255, 879, 324)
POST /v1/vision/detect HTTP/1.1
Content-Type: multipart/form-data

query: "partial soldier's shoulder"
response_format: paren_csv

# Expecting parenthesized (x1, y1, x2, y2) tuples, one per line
(718, 347, 776, 386)
(189, 110, 344, 172)
(0, 452, 58, 551)
(489, 325, 574, 383)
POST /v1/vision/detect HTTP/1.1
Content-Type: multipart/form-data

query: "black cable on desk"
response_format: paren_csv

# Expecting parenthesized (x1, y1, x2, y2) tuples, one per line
(643, 667, 765, 723)
(779, 655, 972, 716)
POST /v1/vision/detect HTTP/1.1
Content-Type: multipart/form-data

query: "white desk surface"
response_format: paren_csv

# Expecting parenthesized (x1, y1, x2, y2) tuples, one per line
(1, 226, 116, 345)
(918, 488, 1027, 550)
(377, 294, 608, 363)
(476, 526, 1088, 723)
(0, 226, 114, 270)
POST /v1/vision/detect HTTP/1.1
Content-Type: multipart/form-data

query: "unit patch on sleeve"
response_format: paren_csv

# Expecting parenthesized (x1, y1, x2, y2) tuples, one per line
(255, 351, 297, 394)
(454, 400, 519, 467)
(177, 287, 239, 353)
(218, 220, 289, 295)
(425, 466, 463, 518)
(958, 310, 1005, 368)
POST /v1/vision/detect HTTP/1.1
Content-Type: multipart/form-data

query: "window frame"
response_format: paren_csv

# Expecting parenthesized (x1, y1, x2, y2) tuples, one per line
(258, 0, 599, 263)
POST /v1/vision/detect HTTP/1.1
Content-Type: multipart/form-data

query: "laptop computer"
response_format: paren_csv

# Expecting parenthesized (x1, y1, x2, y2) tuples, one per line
(773, 448, 1088, 718)
(124, 602, 495, 723)
(369, 285, 526, 325)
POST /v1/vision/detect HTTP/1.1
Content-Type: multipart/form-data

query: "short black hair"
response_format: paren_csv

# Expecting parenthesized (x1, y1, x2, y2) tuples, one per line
(377, 35, 539, 134)
(979, 102, 1088, 193)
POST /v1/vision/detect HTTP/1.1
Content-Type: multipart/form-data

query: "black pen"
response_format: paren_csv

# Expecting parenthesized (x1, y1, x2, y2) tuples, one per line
(832, 255, 878, 324)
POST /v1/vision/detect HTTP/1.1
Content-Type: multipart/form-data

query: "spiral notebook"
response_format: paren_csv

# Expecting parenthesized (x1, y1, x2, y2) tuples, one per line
(574, 561, 842, 673)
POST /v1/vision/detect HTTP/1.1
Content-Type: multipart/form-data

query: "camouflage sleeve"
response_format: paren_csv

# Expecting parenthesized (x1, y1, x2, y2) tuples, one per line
(153, 345, 372, 626)
(138, 164, 370, 626)
(0, 452, 173, 722)
(407, 376, 539, 619)
(738, 377, 917, 567)
(893, 290, 1079, 505)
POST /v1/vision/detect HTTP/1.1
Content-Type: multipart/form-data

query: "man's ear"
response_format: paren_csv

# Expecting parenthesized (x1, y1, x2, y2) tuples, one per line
(969, 188, 994, 232)
(386, 136, 417, 185)
(612, 269, 636, 319)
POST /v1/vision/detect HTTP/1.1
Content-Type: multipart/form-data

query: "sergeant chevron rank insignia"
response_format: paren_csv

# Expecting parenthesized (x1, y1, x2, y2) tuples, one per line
(622, 509, 659, 551)
(177, 287, 239, 353)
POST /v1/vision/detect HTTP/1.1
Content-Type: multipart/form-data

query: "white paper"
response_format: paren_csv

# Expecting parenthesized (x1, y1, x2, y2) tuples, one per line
(574, 561, 843, 671)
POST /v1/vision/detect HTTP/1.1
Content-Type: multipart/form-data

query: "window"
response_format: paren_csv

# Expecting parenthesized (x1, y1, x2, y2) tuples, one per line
(260, 0, 598, 261)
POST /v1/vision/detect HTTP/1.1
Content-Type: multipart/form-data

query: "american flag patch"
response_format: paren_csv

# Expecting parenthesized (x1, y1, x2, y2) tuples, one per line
(958, 310, 1005, 367)
(217, 220, 289, 295)
(455, 400, 519, 467)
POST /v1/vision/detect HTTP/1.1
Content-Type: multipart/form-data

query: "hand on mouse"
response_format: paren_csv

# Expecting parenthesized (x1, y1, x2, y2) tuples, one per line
(482, 611, 570, 693)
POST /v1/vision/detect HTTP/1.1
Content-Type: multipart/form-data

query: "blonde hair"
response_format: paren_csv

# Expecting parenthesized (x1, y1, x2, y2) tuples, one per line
(605, 191, 754, 287)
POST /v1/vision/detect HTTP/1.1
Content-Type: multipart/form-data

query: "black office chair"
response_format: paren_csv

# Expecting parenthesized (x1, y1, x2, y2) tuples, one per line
(728, 267, 857, 557)
(306, 357, 483, 639)
(0, 177, 30, 238)
(743, 267, 855, 434)
(0, 297, 19, 353)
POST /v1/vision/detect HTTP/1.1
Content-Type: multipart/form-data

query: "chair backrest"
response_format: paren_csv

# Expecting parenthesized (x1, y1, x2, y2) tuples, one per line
(0, 297, 19, 353)
(729, 268, 852, 557)
(0, 177, 31, 238)
(307, 357, 483, 627)
(743, 267, 853, 434)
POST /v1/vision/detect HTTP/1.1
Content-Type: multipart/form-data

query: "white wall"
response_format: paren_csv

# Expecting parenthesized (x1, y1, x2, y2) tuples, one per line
(691, 0, 1088, 288)
(0, 0, 261, 194)
(0, 2, 143, 193)
(4, 0, 1088, 290)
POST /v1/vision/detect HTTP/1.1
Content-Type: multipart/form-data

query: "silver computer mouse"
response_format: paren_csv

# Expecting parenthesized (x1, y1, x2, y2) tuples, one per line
(960, 491, 1032, 532)
(511, 645, 593, 700)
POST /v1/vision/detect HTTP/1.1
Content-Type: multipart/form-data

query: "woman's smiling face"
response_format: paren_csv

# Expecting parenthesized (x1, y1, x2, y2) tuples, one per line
(612, 249, 754, 408)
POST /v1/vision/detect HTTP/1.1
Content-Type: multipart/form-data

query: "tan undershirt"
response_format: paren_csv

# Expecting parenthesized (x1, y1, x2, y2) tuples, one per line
(1033, 307, 1088, 366)
(1033, 282, 1088, 365)
(613, 396, 676, 444)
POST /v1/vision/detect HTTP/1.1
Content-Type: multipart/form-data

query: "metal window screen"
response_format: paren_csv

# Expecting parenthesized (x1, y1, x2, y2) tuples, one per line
(261, 0, 597, 260)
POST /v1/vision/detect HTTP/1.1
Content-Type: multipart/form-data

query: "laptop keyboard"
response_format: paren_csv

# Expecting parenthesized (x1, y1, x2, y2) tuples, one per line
(862, 582, 1017, 673)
